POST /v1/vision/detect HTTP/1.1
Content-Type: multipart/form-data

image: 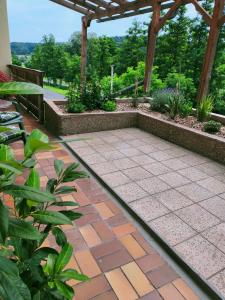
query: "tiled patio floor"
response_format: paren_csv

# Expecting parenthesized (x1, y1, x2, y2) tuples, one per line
(7, 112, 202, 299)
(65, 127, 225, 298)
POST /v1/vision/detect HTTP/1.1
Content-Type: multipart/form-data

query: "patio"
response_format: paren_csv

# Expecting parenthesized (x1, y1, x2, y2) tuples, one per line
(8, 109, 204, 300)
(65, 127, 225, 298)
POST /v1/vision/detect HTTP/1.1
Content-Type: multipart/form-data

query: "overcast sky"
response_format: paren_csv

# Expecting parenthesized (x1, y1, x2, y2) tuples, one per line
(7, 0, 196, 43)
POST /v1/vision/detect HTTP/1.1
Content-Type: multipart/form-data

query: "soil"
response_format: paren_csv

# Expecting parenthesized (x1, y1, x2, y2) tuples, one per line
(59, 102, 225, 139)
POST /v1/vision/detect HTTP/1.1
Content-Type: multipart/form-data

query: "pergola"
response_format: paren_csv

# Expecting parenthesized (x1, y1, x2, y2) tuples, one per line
(50, 0, 225, 102)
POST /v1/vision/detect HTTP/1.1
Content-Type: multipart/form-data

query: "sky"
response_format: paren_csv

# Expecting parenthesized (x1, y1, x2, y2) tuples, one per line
(7, 0, 196, 43)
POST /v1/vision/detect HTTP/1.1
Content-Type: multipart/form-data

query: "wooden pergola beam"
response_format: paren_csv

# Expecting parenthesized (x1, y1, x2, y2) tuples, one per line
(80, 16, 90, 87)
(90, 0, 114, 9)
(50, 0, 91, 15)
(97, 2, 174, 22)
(185, 0, 212, 25)
(197, 0, 225, 102)
(156, 0, 184, 32)
(144, 0, 161, 92)
(72, 0, 104, 12)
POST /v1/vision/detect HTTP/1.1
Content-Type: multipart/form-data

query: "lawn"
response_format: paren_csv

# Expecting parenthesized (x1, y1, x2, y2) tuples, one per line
(44, 84, 68, 96)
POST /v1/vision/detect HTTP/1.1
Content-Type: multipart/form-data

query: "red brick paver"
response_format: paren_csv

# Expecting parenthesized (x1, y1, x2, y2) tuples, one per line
(8, 111, 200, 300)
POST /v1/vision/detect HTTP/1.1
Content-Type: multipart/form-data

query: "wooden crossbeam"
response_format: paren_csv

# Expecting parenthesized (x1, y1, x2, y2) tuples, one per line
(72, 0, 104, 12)
(90, 0, 114, 9)
(185, 0, 212, 25)
(156, 0, 184, 32)
(97, 2, 174, 22)
(50, 0, 91, 15)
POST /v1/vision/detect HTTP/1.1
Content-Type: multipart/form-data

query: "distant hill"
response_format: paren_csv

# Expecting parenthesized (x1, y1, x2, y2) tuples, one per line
(11, 36, 125, 56)
(11, 42, 38, 55)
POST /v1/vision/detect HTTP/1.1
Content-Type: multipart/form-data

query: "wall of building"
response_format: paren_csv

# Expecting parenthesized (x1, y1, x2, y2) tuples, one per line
(0, 0, 12, 73)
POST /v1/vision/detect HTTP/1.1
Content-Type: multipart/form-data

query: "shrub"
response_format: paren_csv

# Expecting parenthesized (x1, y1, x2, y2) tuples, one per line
(197, 96, 213, 122)
(165, 72, 196, 99)
(66, 85, 86, 113)
(102, 100, 117, 111)
(179, 101, 193, 118)
(214, 100, 225, 115)
(0, 128, 89, 300)
(203, 120, 222, 134)
(166, 93, 185, 119)
(81, 81, 104, 110)
(150, 88, 175, 113)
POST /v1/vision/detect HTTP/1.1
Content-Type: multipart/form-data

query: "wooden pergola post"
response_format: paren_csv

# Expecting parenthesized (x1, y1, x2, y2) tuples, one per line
(144, 0, 161, 93)
(80, 16, 90, 88)
(197, 0, 225, 102)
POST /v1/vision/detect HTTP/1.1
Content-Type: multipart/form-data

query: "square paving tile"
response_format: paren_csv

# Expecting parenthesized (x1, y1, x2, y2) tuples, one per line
(92, 162, 119, 175)
(179, 154, 209, 166)
(113, 158, 138, 170)
(102, 171, 131, 188)
(113, 141, 131, 150)
(200, 196, 225, 221)
(137, 177, 170, 195)
(196, 162, 225, 176)
(175, 204, 220, 232)
(209, 270, 225, 299)
(176, 183, 215, 202)
(203, 223, 225, 253)
(129, 196, 169, 222)
(158, 172, 190, 188)
(131, 154, 156, 165)
(197, 177, 225, 194)
(137, 144, 158, 154)
(114, 183, 148, 203)
(83, 153, 106, 165)
(123, 167, 152, 181)
(164, 147, 189, 158)
(143, 162, 171, 176)
(149, 214, 196, 246)
(119, 148, 143, 157)
(101, 150, 125, 161)
(127, 139, 147, 147)
(154, 189, 193, 211)
(74, 146, 97, 156)
(178, 167, 209, 181)
(149, 151, 173, 162)
(162, 158, 189, 171)
(86, 138, 105, 146)
(175, 235, 225, 278)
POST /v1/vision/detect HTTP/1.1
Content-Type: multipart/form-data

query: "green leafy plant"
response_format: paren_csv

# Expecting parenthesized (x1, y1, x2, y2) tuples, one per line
(203, 120, 222, 134)
(81, 80, 104, 110)
(214, 100, 225, 116)
(66, 85, 86, 113)
(166, 93, 184, 119)
(150, 88, 175, 113)
(197, 96, 213, 122)
(102, 100, 117, 111)
(179, 101, 193, 118)
(0, 82, 43, 95)
(0, 128, 89, 300)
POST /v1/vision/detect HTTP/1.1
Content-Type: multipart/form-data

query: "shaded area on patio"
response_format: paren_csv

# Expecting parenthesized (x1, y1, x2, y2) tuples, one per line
(65, 127, 225, 298)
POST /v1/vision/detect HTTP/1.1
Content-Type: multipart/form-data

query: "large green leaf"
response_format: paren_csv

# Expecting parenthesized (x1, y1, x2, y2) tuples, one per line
(54, 280, 74, 300)
(31, 247, 58, 266)
(58, 269, 89, 282)
(55, 243, 73, 273)
(2, 184, 55, 202)
(0, 256, 19, 275)
(54, 160, 64, 177)
(52, 227, 67, 247)
(0, 161, 23, 175)
(0, 144, 14, 161)
(51, 201, 79, 207)
(25, 169, 41, 207)
(0, 272, 31, 300)
(43, 254, 57, 276)
(9, 218, 42, 240)
(0, 82, 43, 95)
(32, 211, 72, 225)
(0, 199, 9, 242)
(60, 210, 82, 221)
(55, 186, 77, 195)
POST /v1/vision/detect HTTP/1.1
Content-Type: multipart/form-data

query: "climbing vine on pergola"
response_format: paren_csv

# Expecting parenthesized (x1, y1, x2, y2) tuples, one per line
(51, 0, 225, 102)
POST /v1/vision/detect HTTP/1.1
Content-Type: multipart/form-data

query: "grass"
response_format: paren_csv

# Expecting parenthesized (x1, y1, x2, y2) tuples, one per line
(44, 84, 68, 96)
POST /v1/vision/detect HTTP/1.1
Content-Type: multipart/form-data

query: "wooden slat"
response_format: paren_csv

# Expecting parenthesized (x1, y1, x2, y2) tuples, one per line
(97, 2, 173, 22)
(90, 0, 114, 9)
(50, 0, 91, 15)
(197, 0, 225, 102)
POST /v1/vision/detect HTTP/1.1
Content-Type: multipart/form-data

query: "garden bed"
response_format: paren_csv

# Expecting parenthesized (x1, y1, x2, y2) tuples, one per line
(44, 100, 225, 164)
